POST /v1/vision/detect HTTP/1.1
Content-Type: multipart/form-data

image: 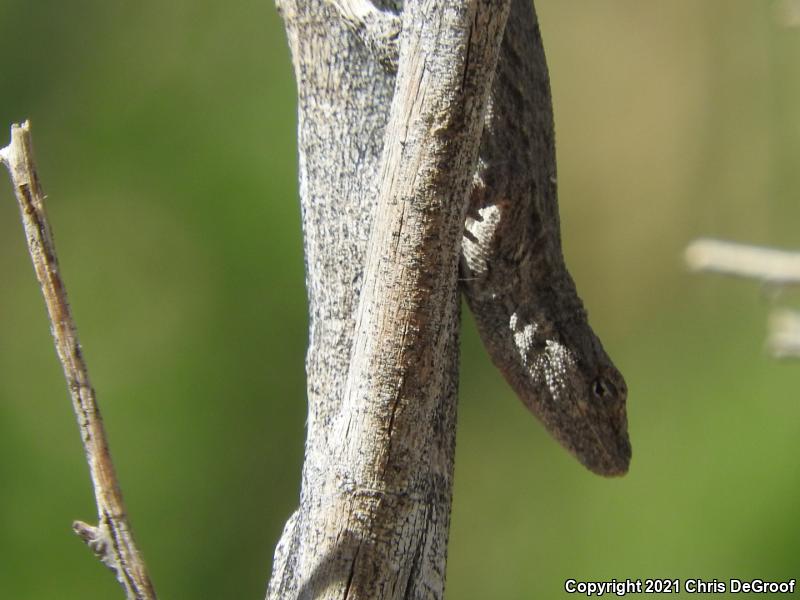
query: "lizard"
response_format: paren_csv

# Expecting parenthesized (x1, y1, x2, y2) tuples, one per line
(459, 0, 631, 476)
(332, 0, 631, 476)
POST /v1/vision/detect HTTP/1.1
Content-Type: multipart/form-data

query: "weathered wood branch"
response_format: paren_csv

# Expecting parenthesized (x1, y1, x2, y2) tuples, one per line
(270, 0, 632, 595)
(0, 121, 156, 599)
(329, 0, 401, 70)
(269, 0, 509, 597)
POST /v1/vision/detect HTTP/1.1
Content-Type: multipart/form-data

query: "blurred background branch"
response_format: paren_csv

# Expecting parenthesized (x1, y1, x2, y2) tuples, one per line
(686, 239, 800, 359)
(769, 309, 800, 358)
(686, 238, 800, 285)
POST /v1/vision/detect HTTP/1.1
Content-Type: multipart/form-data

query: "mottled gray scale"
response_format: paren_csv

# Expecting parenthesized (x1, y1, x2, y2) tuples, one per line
(461, 0, 631, 476)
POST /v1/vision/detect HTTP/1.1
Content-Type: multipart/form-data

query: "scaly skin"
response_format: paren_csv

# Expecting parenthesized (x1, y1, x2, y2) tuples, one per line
(460, 0, 631, 476)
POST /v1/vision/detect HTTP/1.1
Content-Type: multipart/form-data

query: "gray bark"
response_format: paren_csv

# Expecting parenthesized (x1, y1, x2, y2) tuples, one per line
(269, 0, 509, 598)
(268, 0, 630, 597)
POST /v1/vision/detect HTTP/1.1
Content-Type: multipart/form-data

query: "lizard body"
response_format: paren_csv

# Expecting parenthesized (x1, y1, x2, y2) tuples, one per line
(460, 0, 630, 476)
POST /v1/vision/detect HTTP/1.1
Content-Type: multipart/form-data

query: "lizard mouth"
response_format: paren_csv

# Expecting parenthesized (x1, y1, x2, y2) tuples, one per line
(524, 345, 632, 477)
(582, 429, 631, 477)
(571, 371, 631, 476)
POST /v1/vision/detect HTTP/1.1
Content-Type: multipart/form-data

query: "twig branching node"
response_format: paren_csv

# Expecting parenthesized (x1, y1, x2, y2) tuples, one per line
(2, 121, 157, 600)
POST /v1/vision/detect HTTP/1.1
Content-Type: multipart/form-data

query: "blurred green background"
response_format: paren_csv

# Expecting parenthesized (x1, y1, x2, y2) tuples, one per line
(1, 1, 798, 598)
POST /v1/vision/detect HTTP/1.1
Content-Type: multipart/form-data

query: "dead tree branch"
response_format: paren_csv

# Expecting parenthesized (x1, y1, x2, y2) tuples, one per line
(268, 0, 510, 597)
(0, 121, 157, 600)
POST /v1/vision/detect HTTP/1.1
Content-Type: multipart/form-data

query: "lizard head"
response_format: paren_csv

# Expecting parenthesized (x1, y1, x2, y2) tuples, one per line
(501, 283, 631, 476)
(461, 193, 631, 476)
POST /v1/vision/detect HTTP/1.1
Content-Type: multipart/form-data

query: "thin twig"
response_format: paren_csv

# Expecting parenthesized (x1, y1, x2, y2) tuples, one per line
(0, 121, 157, 600)
(686, 238, 800, 285)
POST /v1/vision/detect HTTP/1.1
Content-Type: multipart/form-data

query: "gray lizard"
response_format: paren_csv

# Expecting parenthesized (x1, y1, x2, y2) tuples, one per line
(460, 0, 631, 476)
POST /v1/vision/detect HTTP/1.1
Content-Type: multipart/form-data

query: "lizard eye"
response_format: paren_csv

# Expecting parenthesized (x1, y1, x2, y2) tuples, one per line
(592, 375, 617, 400)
